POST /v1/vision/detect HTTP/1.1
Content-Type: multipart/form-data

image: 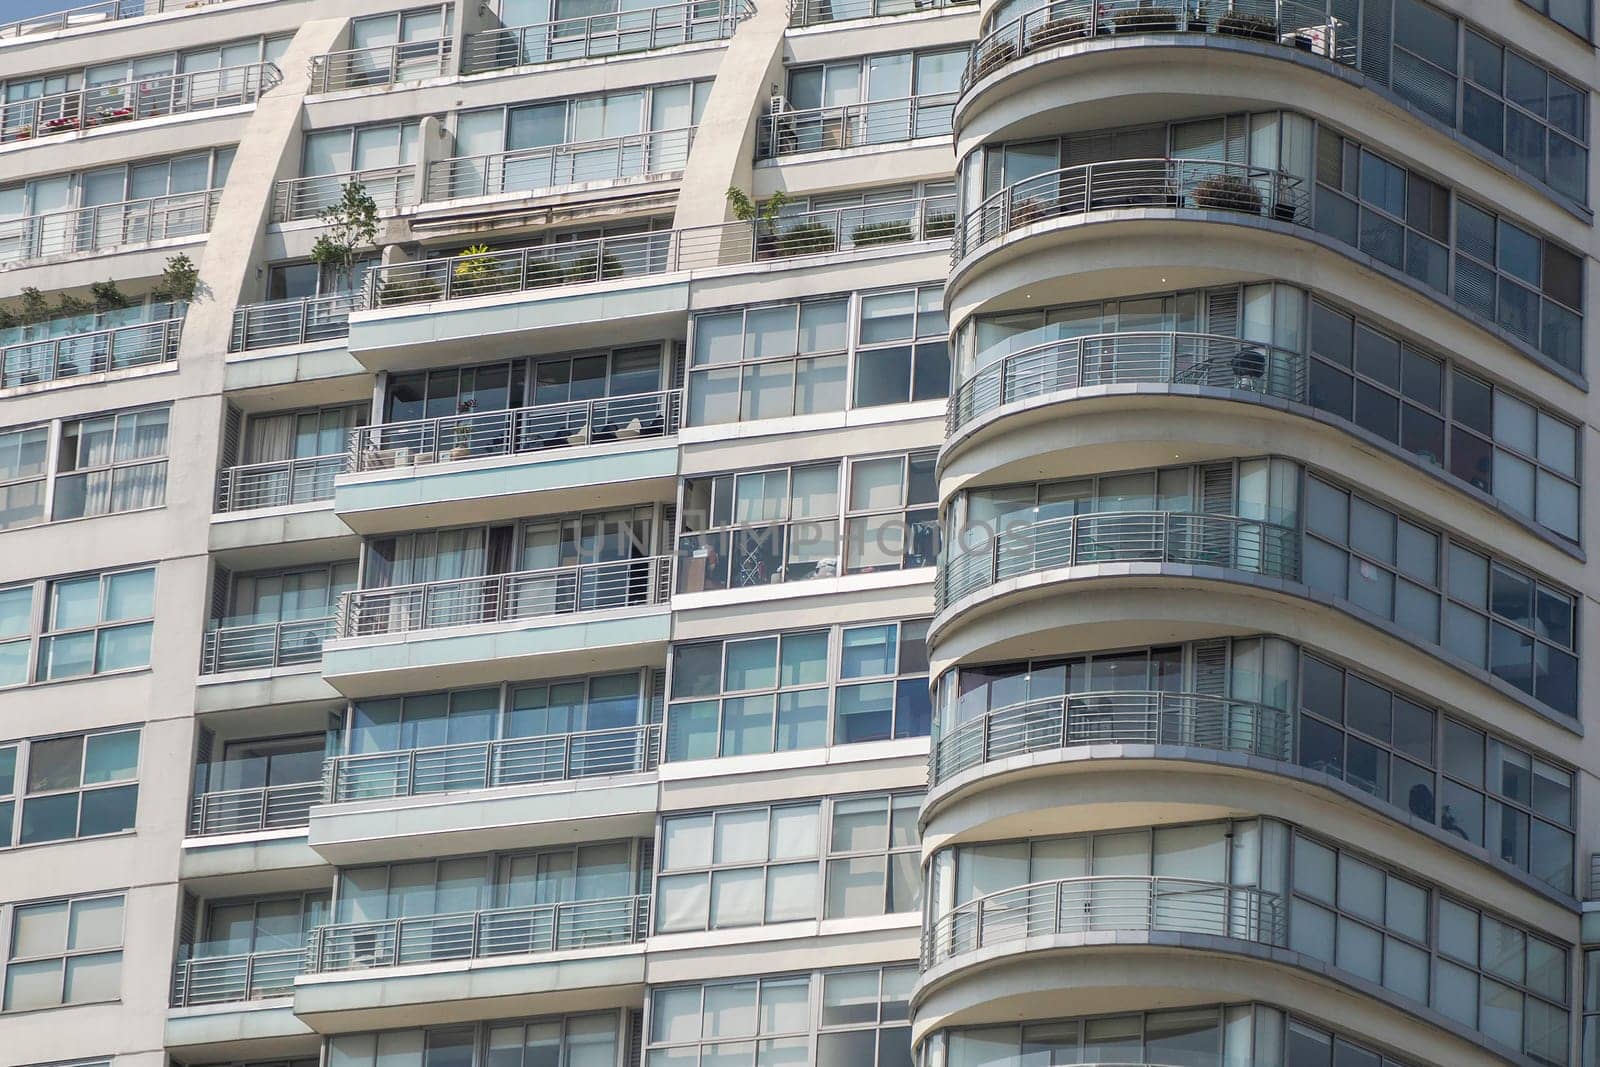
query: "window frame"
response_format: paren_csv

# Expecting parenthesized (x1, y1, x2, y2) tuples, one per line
(1, 892, 126, 1013)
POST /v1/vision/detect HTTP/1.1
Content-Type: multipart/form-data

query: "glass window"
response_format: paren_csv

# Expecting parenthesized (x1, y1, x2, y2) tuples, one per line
(3, 894, 124, 1011)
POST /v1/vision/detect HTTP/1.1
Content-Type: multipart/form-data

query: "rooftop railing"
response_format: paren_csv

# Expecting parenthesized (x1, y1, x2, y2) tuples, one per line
(326, 723, 663, 802)
(953, 158, 1309, 260)
(462, 0, 747, 72)
(187, 780, 323, 835)
(931, 689, 1296, 785)
(0, 0, 225, 39)
(336, 555, 672, 638)
(171, 945, 304, 1006)
(305, 894, 650, 972)
(949, 329, 1307, 435)
(273, 166, 415, 222)
(963, 0, 1352, 91)
(368, 193, 954, 308)
(922, 876, 1285, 967)
(214, 453, 345, 511)
(936, 510, 1302, 611)
(426, 127, 694, 201)
(757, 92, 957, 158)
(1, 316, 180, 389)
(349, 390, 682, 472)
(0, 188, 219, 265)
(201, 616, 338, 674)
(228, 292, 362, 352)
(0, 63, 279, 143)
(309, 38, 453, 93)
(788, 0, 975, 26)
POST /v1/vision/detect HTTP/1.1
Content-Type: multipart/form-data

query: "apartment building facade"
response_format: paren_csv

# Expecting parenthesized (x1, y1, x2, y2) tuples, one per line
(0, 0, 1595, 1065)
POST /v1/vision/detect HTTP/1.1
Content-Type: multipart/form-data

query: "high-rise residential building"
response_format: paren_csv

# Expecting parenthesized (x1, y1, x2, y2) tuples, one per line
(0, 0, 1596, 1065)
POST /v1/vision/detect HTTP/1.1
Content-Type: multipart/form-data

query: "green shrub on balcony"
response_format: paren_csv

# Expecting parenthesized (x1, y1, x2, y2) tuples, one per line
(850, 219, 915, 247)
(1216, 10, 1276, 40)
(1192, 173, 1264, 214)
(775, 221, 838, 257)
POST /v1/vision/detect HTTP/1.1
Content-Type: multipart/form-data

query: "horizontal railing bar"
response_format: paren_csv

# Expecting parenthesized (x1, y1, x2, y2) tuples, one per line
(462, 0, 750, 72)
(0, 62, 280, 143)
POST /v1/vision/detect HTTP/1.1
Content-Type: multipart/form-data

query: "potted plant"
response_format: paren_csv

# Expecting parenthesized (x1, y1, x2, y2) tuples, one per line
(96, 106, 134, 124)
(12, 124, 32, 140)
(1217, 10, 1276, 40)
(153, 253, 200, 304)
(850, 219, 915, 247)
(776, 220, 837, 257)
(453, 243, 513, 295)
(44, 115, 80, 133)
(311, 181, 379, 298)
(1192, 172, 1263, 214)
(525, 257, 566, 289)
(1114, 3, 1180, 32)
(726, 187, 789, 259)
(449, 399, 476, 460)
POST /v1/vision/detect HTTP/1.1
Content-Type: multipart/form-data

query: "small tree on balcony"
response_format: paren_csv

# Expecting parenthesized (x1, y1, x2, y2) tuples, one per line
(310, 180, 380, 295)
(153, 253, 200, 304)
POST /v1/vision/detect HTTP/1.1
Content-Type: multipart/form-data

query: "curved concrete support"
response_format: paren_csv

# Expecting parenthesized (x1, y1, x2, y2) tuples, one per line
(670, 0, 789, 231)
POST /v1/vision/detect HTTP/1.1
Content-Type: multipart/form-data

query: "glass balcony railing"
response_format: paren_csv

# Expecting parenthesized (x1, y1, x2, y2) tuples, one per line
(1, 315, 180, 388)
(949, 329, 1306, 434)
(368, 195, 955, 308)
(305, 895, 650, 972)
(228, 293, 362, 352)
(757, 92, 957, 158)
(336, 557, 672, 638)
(425, 127, 695, 201)
(936, 510, 1302, 610)
(930, 690, 1295, 784)
(953, 158, 1309, 260)
(0, 63, 279, 143)
(0, 189, 220, 264)
(309, 38, 453, 93)
(462, 0, 749, 72)
(272, 167, 415, 222)
(963, 0, 1352, 90)
(325, 724, 663, 802)
(348, 390, 682, 471)
(171, 944, 304, 1006)
(201, 616, 338, 673)
(788, 0, 975, 26)
(213, 454, 344, 511)
(922, 876, 1286, 967)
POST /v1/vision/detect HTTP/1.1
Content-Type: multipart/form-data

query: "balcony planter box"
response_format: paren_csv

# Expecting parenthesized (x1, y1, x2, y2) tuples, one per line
(95, 108, 134, 124)
(525, 258, 566, 289)
(1114, 4, 1181, 32)
(43, 117, 80, 132)
(1027, 14, 1088, 48)
(972, 40, 1018, 79)
(1009, 196, 1052, 228)
(1217, 11, 1276, 41)
(564, 252, 625, 284)
(378, 278, 444, 306)
(774, 221, 837, 257)
(923, 211, 956, 238)
(850, 220, 915, 247)
(1192, 174, 1264, 215)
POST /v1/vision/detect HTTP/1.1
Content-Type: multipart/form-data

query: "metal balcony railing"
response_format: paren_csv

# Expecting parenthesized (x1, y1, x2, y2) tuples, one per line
(187, 781, 323, 835)
(349, 390, 682, 472)
(0, 0, 225, 39)
(0, 189, 220, 265)
(1, 316, 180, 389)
(963, 0, 1353, 90)
(936, 510, 1302, 610)
(757, 92, 956, 158)
(309, 38, 453, 93)
(426, 127, 695, 201)
(336, 556, 672, 638)
(788, 0, 975, 26)
(272, 167, 415, 222)
(171, 946, 304, 1006)
(228, 292, 362, 352)
(949, 329, 1306, 435)
(305, 895, 650, 973)
(1589, 853, 1600, 900)
(922, 876, 1285, 967)
(0, 63, 280, 143)
(368, 194, 955, 308)
(931, 690, 1296, 784)
(954, 158, 1309, 260)
(214, 454, 344, 511)
(325, 723, 663, 802)
(201, 616, 338, 673)
(462, 0, 748, 72)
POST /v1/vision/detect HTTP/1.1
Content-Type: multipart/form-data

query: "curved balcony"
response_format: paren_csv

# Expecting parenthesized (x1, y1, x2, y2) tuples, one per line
(936, 510, 1300, 613)
(922, 876, 1285, 968)
(962, 0, 1350, 94)
(325, 724, 661, 802)
(931, 689, 1294, 784)
(305, 895, 649, 973)
(952, 158, 1307, 266)
(947, 328, 1304, 437)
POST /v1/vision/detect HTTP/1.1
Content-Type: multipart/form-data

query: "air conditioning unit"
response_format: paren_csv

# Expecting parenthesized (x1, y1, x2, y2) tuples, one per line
(768, 95, 788, 116)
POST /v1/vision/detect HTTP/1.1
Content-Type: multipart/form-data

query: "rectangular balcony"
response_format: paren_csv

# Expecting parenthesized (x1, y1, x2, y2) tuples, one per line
(272, 167, 416, 223)
(0, 189, 220, 265)
(308, 38, 453, 94)
(788, 0, 975, 26)
(0, 0, 215, 39)
(201, 616, 338, 674)
(1, 315, 179, 389)
(171, 946, 304, 1006)
(461, 0, 747, 73)
(424, 127, 694, 202)
(0, 63, 279, 143)
(757, 93, 957, 158)
(229, 293, 361, 352)
(188, 780, 323, 836)
(215, 454, 345, 512)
